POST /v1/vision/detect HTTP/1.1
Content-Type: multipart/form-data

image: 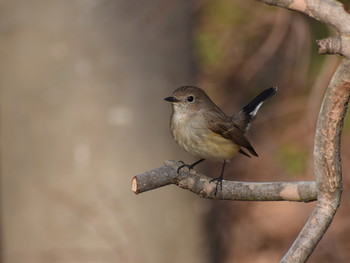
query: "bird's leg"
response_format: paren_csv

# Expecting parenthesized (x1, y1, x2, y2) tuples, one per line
(177, 159, 205, 174)
(210, 160, 227, 195)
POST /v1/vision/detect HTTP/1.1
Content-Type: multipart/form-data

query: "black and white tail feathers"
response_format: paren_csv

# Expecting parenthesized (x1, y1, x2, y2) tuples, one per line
(231, 87, 277, 133)
(242, 87, 277, 119)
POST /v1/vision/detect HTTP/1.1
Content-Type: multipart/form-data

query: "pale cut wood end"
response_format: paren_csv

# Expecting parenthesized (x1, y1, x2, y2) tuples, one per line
(131, 177, 139, 194)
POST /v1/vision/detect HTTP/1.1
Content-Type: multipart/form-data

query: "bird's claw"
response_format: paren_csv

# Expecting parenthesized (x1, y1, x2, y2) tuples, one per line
(210, 177, 223, 196)
(176, 161, 194, 174)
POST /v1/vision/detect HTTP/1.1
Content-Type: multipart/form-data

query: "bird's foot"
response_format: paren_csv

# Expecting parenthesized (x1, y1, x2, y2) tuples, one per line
(210, 177, 223, 196)
(177, 161, 194, 174)
(176, 159, 205, 174)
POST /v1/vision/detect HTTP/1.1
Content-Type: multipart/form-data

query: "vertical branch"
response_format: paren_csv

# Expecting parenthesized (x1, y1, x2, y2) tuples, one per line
(256, 0, 350, 261)
(281, 58, 350, 262)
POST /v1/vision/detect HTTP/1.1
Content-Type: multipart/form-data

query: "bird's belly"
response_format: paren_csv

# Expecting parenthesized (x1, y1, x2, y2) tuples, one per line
(171, 121, 240, 161)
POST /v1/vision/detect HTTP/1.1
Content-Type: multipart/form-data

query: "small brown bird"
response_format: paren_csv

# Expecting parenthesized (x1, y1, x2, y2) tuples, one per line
(164, 86, 277, 190)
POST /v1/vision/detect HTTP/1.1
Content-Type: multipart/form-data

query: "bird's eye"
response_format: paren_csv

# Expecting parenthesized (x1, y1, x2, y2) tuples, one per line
(187, 96, 194, 103)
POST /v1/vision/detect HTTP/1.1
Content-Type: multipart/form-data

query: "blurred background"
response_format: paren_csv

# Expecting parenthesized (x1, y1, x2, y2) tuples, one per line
(1, 0, 350, 262)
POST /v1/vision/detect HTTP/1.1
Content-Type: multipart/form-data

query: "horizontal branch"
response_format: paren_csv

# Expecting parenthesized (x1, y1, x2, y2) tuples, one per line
(132, 160, 317, 202)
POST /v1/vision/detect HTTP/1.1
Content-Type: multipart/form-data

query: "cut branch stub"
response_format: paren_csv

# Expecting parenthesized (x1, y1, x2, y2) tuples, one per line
(317, 36, 350, 57)
(317, 37, 342, 55)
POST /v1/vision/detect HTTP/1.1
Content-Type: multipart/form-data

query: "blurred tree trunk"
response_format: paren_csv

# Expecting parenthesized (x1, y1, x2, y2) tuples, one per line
(0, 1, 204, 263)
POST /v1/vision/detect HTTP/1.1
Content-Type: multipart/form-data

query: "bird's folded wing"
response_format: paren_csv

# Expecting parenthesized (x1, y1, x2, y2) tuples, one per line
(208, 120, 258, 157)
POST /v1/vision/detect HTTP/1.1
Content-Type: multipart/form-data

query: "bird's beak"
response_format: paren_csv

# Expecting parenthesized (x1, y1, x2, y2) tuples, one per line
(164, 96, 180, 103)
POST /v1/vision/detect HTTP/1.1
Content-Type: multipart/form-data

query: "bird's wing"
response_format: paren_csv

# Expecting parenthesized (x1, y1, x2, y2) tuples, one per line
(207, 119, 258, 157)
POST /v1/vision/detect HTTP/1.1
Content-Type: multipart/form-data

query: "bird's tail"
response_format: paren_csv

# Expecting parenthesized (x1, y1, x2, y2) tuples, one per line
(231, 87, 277, 132)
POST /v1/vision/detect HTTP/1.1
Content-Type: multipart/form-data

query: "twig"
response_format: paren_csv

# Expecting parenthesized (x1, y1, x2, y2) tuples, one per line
(132, 160, 317, 202)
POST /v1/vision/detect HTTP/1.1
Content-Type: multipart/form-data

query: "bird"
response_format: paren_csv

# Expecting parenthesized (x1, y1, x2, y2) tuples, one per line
(164, 86, 277, 193)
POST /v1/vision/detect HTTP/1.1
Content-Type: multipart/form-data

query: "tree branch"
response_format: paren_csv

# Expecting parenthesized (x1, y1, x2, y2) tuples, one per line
(253, 1, 350, 262)
(257, 0, 350, 31)
(257, 0, 350, 57)
(280, 59, 350, 262)
(132, 160, 317, 202)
